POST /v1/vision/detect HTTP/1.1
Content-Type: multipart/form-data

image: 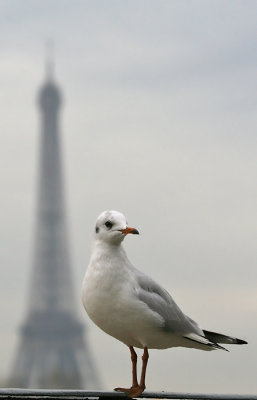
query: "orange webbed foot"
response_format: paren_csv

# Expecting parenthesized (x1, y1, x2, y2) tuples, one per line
(114, 385, 145, 398)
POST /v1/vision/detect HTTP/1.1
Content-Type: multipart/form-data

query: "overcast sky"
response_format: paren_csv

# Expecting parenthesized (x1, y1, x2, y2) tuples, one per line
(0, 0, 256, 394)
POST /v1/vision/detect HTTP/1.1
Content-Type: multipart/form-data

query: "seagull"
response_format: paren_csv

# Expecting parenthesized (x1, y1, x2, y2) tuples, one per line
(82, 210, 247, 398)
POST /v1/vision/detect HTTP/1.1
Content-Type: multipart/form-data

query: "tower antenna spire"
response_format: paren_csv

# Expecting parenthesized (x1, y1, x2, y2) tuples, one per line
(45, 39, 54, 81)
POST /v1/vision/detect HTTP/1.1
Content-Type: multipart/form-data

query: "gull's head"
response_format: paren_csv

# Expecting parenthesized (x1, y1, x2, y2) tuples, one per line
(94, 210, 139, 245)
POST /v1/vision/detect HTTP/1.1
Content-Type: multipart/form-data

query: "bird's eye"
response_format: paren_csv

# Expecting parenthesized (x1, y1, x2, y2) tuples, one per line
(105, 221, 113, 229)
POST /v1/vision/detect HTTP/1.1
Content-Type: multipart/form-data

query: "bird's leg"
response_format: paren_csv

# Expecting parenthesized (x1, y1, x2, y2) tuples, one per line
(130, 346, 139, 388)
(114, 347, 149, 398)
(114, 346, 138, 394)
(139, 347, 149, 390)
(128, 347, 149, 398)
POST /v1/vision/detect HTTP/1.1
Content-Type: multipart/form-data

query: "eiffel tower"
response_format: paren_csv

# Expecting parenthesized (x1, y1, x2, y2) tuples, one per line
(8, 56, 100, 389)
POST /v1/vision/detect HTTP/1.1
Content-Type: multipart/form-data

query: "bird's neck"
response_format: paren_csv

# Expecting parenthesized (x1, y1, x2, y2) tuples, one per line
(93, 239, 124, 253)
(91, 239, 128, 266)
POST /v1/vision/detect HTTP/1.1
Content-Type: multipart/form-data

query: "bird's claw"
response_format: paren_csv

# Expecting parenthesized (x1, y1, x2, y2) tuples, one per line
(114, 386, 145, 398)
(114, 387, 133, 396)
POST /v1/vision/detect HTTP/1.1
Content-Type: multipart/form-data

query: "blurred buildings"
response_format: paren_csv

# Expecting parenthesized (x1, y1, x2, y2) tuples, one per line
(8, 60, 100, 389)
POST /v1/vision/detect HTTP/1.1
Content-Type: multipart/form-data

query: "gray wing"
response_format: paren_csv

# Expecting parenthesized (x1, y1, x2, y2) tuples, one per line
(134, 268, 202, 336)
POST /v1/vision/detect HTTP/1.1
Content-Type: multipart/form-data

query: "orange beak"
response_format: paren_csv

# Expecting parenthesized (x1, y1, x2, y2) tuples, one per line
(119, 226, 139, 235)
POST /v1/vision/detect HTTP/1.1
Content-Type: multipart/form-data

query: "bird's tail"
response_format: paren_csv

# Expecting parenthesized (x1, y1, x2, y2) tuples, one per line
(203, 329, 248, 345)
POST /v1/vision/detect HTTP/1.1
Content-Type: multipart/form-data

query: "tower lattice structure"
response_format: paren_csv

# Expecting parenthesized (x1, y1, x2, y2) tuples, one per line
(8, 63, 100, 389)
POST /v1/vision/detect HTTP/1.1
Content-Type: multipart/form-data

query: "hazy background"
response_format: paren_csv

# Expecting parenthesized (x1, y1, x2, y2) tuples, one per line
(0, 0, 256, 394)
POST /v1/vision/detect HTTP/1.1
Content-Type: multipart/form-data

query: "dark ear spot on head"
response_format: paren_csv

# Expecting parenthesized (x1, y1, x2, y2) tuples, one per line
(95, 226, 99, 233)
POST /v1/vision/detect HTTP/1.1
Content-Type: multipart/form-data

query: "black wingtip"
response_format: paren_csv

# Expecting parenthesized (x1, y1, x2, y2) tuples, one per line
(236, 339, 248, 345)
(215, 343, 229, 352)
